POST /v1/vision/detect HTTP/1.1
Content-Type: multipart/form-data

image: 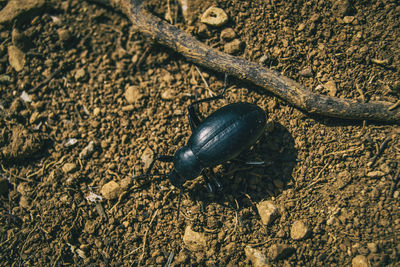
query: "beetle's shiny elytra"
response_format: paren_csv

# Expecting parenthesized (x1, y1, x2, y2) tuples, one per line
(171, 102, 266, 185)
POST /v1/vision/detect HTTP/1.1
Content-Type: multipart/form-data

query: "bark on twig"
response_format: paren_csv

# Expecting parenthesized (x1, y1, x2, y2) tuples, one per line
(94, 0, 400, 123)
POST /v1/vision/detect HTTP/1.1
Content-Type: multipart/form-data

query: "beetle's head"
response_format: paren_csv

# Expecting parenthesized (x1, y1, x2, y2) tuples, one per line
(168, 170, 185, 188)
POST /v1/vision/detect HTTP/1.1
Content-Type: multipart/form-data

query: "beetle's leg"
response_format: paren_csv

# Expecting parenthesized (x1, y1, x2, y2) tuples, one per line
(202, 173, 215, 193)
(188, 74, 229, 131)
(208, 169, 224, 192)
(145, 155, 174, 175)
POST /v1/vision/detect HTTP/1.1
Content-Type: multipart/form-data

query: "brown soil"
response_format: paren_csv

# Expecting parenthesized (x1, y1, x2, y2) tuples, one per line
(0, 0, 399, 266)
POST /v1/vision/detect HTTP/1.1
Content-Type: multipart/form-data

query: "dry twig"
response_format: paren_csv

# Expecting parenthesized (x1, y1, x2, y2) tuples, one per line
(91, 0, 400, 123)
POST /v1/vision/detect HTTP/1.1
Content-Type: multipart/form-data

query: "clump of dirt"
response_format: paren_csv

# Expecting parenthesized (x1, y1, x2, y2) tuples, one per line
(0, 124, 45, 163)
(0, 0, 399, 266)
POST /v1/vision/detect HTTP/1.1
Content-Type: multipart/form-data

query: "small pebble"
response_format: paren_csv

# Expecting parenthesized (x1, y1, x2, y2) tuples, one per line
(19, 195, 30, 208)
(290, 220, 310, 240)
(93, 107, 101, 117)
(8, 45, 25, 72)
(326, 215, 338, 226)
(297, 23, 306, 32)
(20, 91, 32, 102)
(100, 181, 120, 200)
(324, 80, 337, 97)
(335, 170, 352, 189)
(57, 28, 72, 43)
(331, 0, 351, 17)
(224, 39, 244, 54)
(161, 88, 176, 100)
(62, 163, 77, 174)
(183, 226, 207, 251)
(352, 255, 370, 267)
(119, 177, 132, 191)
(220, 28, 236, 41)
(244, 246, 270, 267)
(259, 55, 269, 65)
(64, 138, 78, 147)
(196, 23, 209, 38)
(155, 256, 164, 265)
(299, 67, 313, 77)
(79, 141, 96, 159)
(309, 14, 321, 22)
(0, 74, 11, 84)
(74, 68, 87, 81)
(29, 111, 40, 124)
(367, 242, 378, 254)
(124, 85, 143, 104)
(366, 171, 385, 178)
(256, 200, 280, 226)
(343, 16, 354, 24)
(141, 147, 154, 170)
(200, 7, 228, 27)
(121, 105, 134, 111)
(268, 244, 295, 261)
(276, 228, 286, 238)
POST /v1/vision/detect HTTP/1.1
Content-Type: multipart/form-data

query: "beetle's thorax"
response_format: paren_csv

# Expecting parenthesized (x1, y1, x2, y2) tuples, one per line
(173, 146, 203, 181)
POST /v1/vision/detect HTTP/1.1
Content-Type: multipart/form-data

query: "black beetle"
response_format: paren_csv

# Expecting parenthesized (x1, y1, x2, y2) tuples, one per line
(144, 85, 267, 194)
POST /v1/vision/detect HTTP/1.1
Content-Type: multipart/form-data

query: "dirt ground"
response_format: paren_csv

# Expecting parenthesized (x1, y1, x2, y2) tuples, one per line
(0, 0, 399, 266)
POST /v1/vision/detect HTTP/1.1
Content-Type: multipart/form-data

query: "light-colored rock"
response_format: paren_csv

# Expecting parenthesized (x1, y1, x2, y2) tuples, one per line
(124, 85, 143, 104)
(93, 107, 101, 117)
(352, 255, 370, 267)
(244, 246, 270, 267)
(366, 170, 385, 178)
(324, 80, 337, 97)
(62, 163, 77, 174)
(326, 215, 338, 226)
(141, 147, 154, 170)
(57, 28, 72, 43)
(29, 111, 40, 124)
(79, 141, 96, 159)
(224, 39, 244, 54)
(183, 225, 206, 251)
(100, 181, 120, 200)
(20, 91, 32, 102)
(268, 244, 295, 261)
(331, 0, 351, 17)
(220, 28, 236, 41)
(299, 67, 313, 77)
(74, 68, 87, 81)
(335, 170, 352, 189)
(200, 7, 228, 27)
(161, 88, 176, 100)
(259, 55, 269, 65)
(8, 45, 25, 71)
(367, 242, 378, 253)
(297, 23, 306, 31)
(20, 195, 30, 208)
(257, 200, 280, 226)
(343, 16, 354, 24)
(119, 177, 132, 191)
(290, 220, 310, 240)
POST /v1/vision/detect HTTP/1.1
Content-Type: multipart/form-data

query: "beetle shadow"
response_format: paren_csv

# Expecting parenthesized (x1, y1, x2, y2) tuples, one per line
(186, 122, 297, 211)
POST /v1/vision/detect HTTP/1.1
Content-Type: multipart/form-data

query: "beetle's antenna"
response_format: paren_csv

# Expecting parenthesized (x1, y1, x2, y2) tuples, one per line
(175, 190, 182, 220)
(221, 73, 229, 95)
